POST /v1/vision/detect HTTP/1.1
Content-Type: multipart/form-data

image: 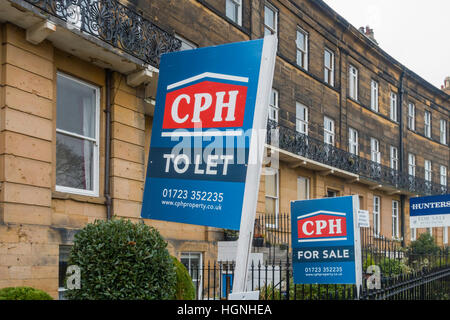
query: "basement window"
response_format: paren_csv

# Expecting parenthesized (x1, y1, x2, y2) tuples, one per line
(56, 72, 100, 197)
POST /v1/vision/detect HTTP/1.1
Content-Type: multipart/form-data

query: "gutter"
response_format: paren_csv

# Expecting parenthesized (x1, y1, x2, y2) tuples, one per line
(105, 69, 112, 220)
(398, 70, 406, 246)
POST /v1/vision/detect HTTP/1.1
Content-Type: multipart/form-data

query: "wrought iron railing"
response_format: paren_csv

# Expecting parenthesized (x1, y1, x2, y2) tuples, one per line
(22, 0, 182, 67)
(267, 120, 448, 196)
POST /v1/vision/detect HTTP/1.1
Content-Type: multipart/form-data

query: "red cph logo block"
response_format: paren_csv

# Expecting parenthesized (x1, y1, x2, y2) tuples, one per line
(162, 81, 248, 129)
(297, 211, 347, 242)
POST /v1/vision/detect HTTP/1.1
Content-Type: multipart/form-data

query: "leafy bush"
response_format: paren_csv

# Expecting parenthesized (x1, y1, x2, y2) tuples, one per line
(65, 219, 176, 300)
(0, 287, 53, 300)
(408, 233, 440, 256)
(172, 257, 195, 300)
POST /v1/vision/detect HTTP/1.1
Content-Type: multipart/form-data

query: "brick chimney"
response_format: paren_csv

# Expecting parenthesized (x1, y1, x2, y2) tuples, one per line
(442, 77, 450, 95)
(359, 25, 378, 45)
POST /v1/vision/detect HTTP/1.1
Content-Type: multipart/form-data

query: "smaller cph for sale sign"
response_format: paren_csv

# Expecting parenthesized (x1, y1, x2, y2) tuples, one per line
(291, 196, 362, 286)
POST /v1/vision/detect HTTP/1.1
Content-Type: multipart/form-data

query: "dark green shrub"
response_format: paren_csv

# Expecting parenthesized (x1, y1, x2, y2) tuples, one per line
(408, 233, 440, 256)
(65, 219, 176, 300)
(171, 256, 195, 300)
(0, 287, 53, 300)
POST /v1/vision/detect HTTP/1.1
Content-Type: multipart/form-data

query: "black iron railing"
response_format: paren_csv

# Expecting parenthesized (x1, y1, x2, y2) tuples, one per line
(267, 119, 448, 196)
(22, 0, 182, 67)
(189, 227, 450, 300)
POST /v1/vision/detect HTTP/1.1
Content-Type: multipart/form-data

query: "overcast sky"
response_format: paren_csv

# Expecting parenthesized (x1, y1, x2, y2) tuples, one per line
(323, 0, 450, 89)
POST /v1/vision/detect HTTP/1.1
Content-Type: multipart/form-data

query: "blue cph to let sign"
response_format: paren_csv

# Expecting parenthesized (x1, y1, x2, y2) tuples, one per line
(291, 196, 362, 286)
(140, 37, 276, 231)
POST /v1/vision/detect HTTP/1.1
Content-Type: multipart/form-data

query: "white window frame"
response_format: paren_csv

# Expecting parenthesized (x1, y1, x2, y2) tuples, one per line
(296, 27, 308, 70)
(370, 80, 379, 112)
(268, 88, 279, 122)
(390, 146, 398, 171)
(349, 64, 358, 100)
(424, 110, 431, 138)
(324, 116, 335, 146)
(390, 91, 397, 121)
(408, 153, 416, 177)
(296, 102, 308, 135)
(55, 72, 100, 197)
(348, 127, 358, 155)
(180, 252, 203, 299)
(225, 0, 242, 26)
(411, 227, 416, 241)
(370, 138, 380, 164)
(297, 176, 310, 200)
(424, 160, 432, 182)
(324, 48, 334, 86)
(264, 3, 278, 36)
(265, 169, 279, 228)
(373, 195, 380, 237)
(440, 119, 447, 145)
(444, 227, 448, 245)
(392, 200, 399, 239)
(440, 165, 447, 186)
(408, 102, 415, 130)
(175, 34, 197, 51)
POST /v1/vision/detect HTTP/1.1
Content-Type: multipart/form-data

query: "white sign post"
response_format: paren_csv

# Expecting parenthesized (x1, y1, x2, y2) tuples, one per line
(230, 35, 277, 298)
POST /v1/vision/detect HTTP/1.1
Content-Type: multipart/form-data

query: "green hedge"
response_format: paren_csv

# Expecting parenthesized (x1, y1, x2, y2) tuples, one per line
(0, 287, 53, 300)
(172, 256, 195, 300)
(64, 219, 176, 300)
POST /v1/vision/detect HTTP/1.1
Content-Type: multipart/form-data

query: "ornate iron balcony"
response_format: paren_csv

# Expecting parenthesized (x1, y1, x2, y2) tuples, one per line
(267, 119, 448, 196)
(23, 0, 182, 67)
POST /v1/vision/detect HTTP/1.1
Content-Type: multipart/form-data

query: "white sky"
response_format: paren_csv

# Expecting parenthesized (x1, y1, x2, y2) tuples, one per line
(323, 0, 450, 89)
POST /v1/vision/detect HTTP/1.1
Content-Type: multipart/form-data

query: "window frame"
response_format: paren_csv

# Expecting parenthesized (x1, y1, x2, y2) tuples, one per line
(440, 165, 447, 186)
(265, 169, 279, 228)
(392, 200, 399, 239)
(296, 27, 309, 70)
(411, 227, 416, 241)
(370, 80, 379, 112)
(225, 0, 242, 26)
(175, 34, 197, 51)
(296, 102, 308, 135)
(264, 2, 278, 36)
(348, 127, 358, 155)
(389, 91, 397, 122)
(324, 116, 335, 146)
(268, 88, 279, 122)
(424, 159, 432, 182)
(390, 145, 398, 171)
(370, 137, 380, 164)
(297, 176, 310, 200)
(373, 195, 381, 237)
(324, 48, 334, 86)
(180, 252, 203, 299)
(440, 119, 447, 145)
(408, 153, 416, 177)
(407, 102, 415, 130)
(424, 110, 431, 138)
(55, 72, 100, 197)
(348, 64, 358, 100)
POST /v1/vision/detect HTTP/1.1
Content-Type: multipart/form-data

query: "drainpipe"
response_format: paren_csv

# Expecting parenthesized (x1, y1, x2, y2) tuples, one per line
(398, 69, 406, 246)
(105, 69, 112, 220)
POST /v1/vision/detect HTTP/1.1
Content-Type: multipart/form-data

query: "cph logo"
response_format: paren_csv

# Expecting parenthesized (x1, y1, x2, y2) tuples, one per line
(162, 72, 248, 131)
(297, 210, 347, 243)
